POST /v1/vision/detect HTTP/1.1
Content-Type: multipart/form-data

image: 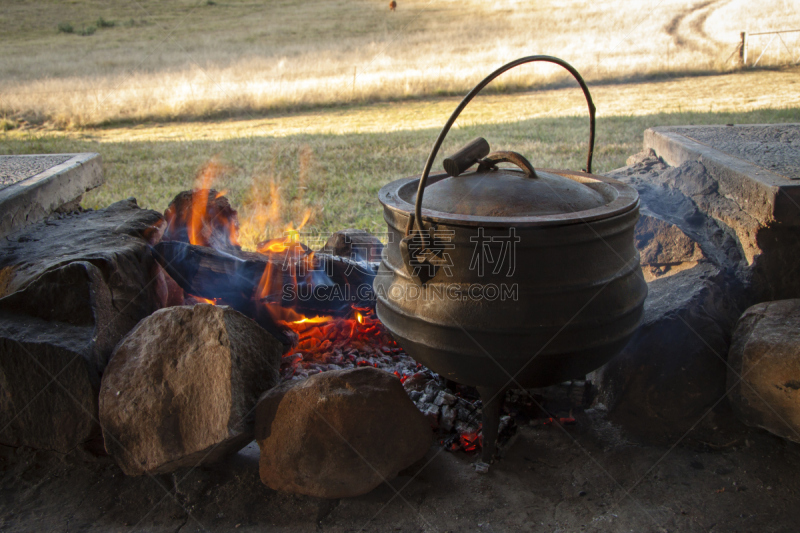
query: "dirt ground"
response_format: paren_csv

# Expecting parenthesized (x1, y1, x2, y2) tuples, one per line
(2, 387, 799, 533)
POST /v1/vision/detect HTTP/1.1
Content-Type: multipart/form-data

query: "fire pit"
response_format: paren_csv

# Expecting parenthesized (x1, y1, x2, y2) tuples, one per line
(375, 56, 648, 465)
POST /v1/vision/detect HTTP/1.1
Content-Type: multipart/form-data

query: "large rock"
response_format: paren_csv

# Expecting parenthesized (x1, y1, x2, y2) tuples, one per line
(594, 143, 800, 437)
(0, 200, 166, 453)
(255, 367, 431, 499)
(612, 150, 800, 302)
(609, 151, 742, 273)
(591, 263, 740, 437)
(0, 198, 165, 316)
(99, 304, 282, 475)
(635, 214, 705, 281)
(727, 300, 800, 443)
(0, 262, 114, 453)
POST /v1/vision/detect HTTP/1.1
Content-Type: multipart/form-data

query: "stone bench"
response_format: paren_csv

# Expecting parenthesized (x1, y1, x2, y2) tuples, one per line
(0, 153, 103, 237)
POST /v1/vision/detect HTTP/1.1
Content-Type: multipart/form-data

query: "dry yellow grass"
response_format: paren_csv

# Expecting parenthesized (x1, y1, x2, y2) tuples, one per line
(2, 0, 799, 127)
(79, 68, 800, 143)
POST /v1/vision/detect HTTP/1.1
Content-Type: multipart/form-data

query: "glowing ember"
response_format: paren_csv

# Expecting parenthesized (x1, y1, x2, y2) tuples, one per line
(291, 316, 333, 326)
(279, 307, 396, 364)
(189, 295, 219, 305)
(459, 429, 482, 453)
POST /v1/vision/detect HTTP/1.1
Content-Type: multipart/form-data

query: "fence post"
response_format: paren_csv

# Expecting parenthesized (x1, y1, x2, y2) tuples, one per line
(740, 31, 748, 66)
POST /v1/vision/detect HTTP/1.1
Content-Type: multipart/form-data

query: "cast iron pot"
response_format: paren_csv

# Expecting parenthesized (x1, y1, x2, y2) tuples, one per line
(375, 56, 647, 465)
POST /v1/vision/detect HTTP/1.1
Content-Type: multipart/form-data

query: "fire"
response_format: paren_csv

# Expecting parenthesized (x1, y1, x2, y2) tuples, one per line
(158, 165, 501, 453)
(163, 157, 240, 250)
(254, 208, 317, 323)
(189, 159, 236, 247)
(291, 316, 333, 326)
(280, 307, 393, 361)
(255, 209, 312, 255)
(191, 295, 219, 305)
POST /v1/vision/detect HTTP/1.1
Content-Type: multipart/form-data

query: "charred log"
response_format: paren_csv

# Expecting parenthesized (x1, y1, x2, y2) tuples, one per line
(151, 241, 377, 344)
(163, 189, 240, 253)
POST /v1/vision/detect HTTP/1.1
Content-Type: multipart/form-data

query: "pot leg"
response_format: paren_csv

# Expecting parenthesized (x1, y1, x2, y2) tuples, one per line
(477, 386, 504, 465)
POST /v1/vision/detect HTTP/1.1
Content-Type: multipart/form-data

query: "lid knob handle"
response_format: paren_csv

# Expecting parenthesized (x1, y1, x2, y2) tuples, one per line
(443, 137, 491, 177)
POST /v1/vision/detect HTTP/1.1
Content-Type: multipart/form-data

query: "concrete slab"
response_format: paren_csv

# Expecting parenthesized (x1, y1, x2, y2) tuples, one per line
(644, 124, 800, 226)
(0, 153, 103, 237)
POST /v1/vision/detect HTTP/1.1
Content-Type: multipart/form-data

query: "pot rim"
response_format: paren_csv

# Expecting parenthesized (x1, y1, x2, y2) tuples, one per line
(379, 168, 639, 228)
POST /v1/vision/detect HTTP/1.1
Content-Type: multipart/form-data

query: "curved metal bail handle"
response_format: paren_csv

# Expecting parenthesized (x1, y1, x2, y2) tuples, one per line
(411, 55, 597, 236)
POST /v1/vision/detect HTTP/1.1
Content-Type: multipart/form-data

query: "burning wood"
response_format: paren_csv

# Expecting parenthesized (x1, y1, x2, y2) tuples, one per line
(152, 240, 376, 318)
(163, 188, 240, 253)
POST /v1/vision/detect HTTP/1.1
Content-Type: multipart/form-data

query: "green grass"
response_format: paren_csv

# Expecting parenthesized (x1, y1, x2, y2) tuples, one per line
(3, 104, 797, 249)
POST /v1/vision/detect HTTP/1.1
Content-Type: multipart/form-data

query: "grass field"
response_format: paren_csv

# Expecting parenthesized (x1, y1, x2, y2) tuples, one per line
(2, 0, 799, 248)
(3, 68, 798, 249)
(1, 0, 799, 127)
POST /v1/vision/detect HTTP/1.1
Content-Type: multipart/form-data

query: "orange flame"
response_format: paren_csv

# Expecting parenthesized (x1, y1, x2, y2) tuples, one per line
(255, 209, 312, 254)
(279, 307, 394, 361)
(188, 160, 220, 246)
(164, 157, 240, 250)
(254, 207, 316, 324)
(291, 316, 333, 326)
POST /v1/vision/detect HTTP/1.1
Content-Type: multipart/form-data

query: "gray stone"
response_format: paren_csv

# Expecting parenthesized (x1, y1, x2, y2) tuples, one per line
(591, 263, 740, 437)
(0, 262, 115, 453)
(608, 153, 742, 272)
(635, 214, 705, 281)
(255, 367, 431, 499)
(616, 147, 800, 302)
(1, 198, 166, 320)
(625, 148, 662, 168)
(0, 200, 167, 453)
(727, 300, 800, 443)
(644, 124, 800, 227)
(99, 304, 282, 476)
(0, 153, 103, 237)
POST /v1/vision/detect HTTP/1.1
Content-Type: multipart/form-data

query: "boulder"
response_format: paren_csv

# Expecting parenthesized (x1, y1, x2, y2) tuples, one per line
(0, 262, 113, 453)
(608, 153, 742, 273)
(727, 300, 800, 443)
(0, 200, 166, 453)
(635, 214, 705, 281)
(0, 198, 166, 316)
(99, 304, 282, 475)
(611, 151, 800, 302)
(591, 263, 740, 437)
(255, 367, 431, 499)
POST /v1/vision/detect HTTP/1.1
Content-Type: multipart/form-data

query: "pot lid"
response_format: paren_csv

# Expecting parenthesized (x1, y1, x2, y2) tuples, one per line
(422, 167, 607, 217)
